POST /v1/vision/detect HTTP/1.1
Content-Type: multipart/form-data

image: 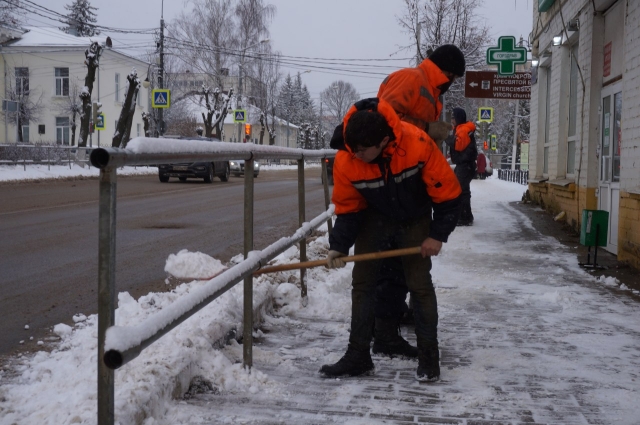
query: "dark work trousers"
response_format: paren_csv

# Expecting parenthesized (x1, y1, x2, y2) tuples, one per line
(349, 209, 439, 353)
(454, 162, 475, 223)
(375, 255, 409, 320)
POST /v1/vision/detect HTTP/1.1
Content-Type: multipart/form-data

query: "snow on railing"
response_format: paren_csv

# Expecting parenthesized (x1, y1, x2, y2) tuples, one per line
(90, 137, 336, 425)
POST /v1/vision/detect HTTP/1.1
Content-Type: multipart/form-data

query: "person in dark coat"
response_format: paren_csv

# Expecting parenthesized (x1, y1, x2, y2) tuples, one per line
(446, 107, 477, 225)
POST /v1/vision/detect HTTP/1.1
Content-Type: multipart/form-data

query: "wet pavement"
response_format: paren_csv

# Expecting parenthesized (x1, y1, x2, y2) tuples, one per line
(168, 193, 640, 424)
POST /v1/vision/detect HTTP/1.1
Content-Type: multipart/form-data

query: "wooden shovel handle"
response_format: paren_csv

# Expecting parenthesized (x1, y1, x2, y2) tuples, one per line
(253, 246, 422, 276)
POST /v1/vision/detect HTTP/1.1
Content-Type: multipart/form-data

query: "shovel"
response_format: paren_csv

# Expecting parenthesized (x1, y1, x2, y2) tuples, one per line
(253, 246, 422, 276)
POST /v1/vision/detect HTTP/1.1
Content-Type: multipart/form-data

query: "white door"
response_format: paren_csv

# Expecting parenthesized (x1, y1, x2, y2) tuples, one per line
(598, 83, 622, 254)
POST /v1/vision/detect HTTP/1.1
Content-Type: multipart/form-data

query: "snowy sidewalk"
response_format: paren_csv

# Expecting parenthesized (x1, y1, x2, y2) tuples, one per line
(1, 178, 639, 425)
(161, 179, 640, 424)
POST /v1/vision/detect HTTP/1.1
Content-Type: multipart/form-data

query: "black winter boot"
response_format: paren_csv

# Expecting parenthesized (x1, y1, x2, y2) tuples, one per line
(372, 318, 418, 358)
(416, 345, 440, 382)
(319, 345, 374, 378)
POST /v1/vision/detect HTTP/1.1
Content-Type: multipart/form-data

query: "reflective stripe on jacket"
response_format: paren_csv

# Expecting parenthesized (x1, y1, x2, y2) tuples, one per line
(329, 99, 461, 252)
(376, 59, 449, 130)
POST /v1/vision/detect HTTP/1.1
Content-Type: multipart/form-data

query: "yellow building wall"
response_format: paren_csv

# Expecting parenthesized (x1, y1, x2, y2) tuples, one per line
(528, 183, 597, 231)
(618, 192, 640, 269)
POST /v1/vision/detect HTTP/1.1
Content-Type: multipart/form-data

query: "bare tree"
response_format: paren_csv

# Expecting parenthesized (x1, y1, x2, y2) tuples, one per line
(78, 41, 103, 147)
(170, 0, 236, 90)
(396, 0, 492, 108)
(320, 80, 359, 127)
(0, 0, 26, 26)
(195, 86, 234, 138)
(112, 69, 140, 148)
(54, 83, 83, 145)
(2, 68, 45, 143)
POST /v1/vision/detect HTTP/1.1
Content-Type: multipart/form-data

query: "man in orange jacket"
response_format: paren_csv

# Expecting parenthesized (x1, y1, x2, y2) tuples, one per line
(369, 44, 466, 359)
(446, 107, 478, 225)
(320, 98, 461, 381)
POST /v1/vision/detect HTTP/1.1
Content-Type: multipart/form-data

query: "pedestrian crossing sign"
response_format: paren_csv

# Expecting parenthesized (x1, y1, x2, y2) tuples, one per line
(152, 89, 171, 109)
(478, 107, 494, 123)
(233, 109, 247, 123)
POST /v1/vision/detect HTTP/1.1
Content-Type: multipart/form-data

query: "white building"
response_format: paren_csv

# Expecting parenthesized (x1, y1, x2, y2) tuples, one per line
(529, 0, 640, 269)
(0, 26, 149, 146)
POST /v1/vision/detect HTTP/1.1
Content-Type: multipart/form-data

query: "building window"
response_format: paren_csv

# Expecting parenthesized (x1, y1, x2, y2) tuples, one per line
(115, 73, 120, 102)
(22, 123, 30, 143)
(543, 66, 552, 175)
(55, 68, 69, 96)
(137, 123, 141, 137)
(56, 117, 70, 145)
(15, 67, 29, 96)
(567, 43, 579, 176)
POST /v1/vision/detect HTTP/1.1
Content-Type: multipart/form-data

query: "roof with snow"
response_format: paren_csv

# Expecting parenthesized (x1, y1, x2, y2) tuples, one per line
(4, 26, 109, 48)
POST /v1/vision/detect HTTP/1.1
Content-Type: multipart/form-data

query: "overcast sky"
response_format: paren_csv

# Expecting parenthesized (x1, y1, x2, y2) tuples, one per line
(26, 0, 533, 100)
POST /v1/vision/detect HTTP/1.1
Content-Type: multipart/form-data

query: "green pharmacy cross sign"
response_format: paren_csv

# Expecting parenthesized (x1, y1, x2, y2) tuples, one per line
(487, 36, 528, 75)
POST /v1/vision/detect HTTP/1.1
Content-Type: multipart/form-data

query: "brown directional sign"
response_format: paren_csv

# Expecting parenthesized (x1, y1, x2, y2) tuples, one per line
(465, 71, 531, 100)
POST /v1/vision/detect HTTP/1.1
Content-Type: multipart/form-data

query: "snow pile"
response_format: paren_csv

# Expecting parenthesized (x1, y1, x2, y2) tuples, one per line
(164, 249, 226, 280)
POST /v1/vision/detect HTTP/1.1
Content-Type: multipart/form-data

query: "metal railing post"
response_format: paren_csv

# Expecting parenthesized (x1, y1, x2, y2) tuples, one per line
(243, 158, 255, 369)
(297, 159, 307, 301)
(321, 159, 332, 234)
(97, 167, 117, 425)
(68, 147, 71, 169)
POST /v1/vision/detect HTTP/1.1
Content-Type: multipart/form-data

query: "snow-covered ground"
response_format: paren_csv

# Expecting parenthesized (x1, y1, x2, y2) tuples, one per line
(0, 162, 316, 182)
(1, 171, 639, 425)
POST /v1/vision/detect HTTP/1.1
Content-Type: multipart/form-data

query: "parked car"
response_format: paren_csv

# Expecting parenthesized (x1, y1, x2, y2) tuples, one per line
(229, 160, 260, 178)
(321, 157, 334, 185)
(157, 137, 230, 183)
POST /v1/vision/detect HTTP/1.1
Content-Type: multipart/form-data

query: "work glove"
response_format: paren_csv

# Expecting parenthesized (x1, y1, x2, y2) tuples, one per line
(326, 250, 347, 269)
(427, 121, 452, 143)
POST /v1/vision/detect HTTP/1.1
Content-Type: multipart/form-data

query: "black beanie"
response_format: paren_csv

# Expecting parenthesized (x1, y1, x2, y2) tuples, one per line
(452, 107, 467, 124)
(428, 44, 465, 77)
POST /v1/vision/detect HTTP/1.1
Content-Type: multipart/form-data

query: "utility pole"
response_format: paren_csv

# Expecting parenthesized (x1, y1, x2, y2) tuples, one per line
(158, 2, 165, 136)
(416, 22, 422, 65)
(237, 62, 243, 143)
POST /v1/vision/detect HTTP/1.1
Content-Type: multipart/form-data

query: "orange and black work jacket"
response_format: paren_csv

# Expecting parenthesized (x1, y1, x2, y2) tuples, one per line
(377, 59, 450, 131)
(329, 98, 462, 255)
(447, 121, 478, 165)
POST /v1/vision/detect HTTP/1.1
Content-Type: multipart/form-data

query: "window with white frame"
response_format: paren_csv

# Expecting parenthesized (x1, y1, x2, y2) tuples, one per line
(115, 73, 120, 102)
(56, 117, 70, 145)
(15, 67, 29, 96)
(567, 43, 579, 176)
(55, 68, 69, 96)
(543, 65, 552, 175)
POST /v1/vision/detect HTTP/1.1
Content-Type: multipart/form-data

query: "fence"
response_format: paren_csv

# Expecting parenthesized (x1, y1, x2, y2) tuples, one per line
(89, 137, 335, 425)
(498, 168, 529, 185)
(0, 144, 93, 170)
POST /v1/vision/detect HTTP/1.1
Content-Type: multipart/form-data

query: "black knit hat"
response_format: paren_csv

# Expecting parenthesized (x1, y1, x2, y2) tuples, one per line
(428, 44, 465, 77)
(452, 107, 467, 124)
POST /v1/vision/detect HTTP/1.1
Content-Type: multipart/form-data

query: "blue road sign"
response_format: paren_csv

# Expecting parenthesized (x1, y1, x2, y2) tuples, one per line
(233, 109, 247, 123)
(478, 107, 494, 123)
(152, 89, 171, 108)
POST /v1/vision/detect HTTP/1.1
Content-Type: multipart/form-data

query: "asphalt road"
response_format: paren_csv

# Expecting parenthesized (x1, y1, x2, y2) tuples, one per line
(0, 167, 328, 359)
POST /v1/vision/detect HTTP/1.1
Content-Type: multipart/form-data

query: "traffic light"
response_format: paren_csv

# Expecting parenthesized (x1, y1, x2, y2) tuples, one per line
(244, 124, 252, 137)
(92, 102, 99, 123)
(483, 140, 488, 150)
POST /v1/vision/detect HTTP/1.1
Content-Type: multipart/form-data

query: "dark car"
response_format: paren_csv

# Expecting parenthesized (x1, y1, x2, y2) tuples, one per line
(321, 157, 334, 185)
(157, 137, 230, 183)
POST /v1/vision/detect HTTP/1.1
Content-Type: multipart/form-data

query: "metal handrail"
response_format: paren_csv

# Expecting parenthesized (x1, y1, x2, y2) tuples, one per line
(91, 137, 336, 425)
(102, 207, 333, 370)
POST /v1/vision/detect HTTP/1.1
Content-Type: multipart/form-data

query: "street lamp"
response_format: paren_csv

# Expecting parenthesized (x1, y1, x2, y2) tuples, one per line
(237, 39, 270, 143)
(286, 70, 311, 148)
